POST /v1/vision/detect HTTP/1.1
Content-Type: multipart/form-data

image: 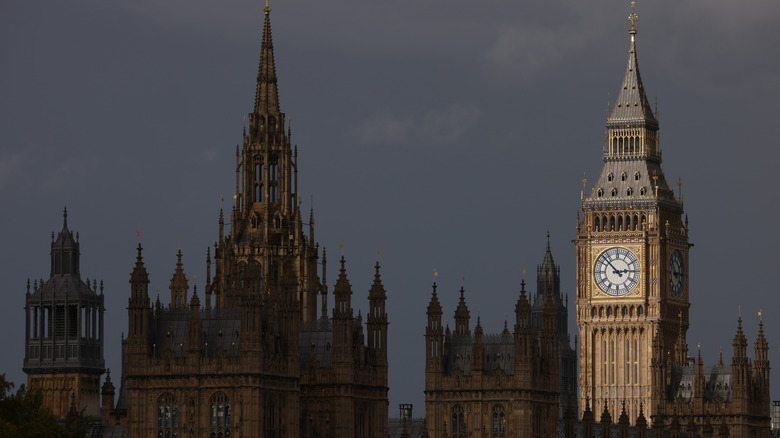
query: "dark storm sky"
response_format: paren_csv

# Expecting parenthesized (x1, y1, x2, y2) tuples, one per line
(2, 0, 779, 414)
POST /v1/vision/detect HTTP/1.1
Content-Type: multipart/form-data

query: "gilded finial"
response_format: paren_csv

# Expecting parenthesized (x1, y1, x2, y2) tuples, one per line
(434, 268, 438, 279)
(522, 268, 526, 281)
(178, 234, 181, 250)
(628, 1, 639, 34)
(582, 172, 588, 191)
(136, 227, 141, 243)
(264, 0, 270, 15)
(339, 241, 344, 257)
(758, 309, 762, 322)
(739, 304, 742, 318)
(461, 275, 465, 287)
(376, 247, 379, 263)
(677, 178, 683, 201)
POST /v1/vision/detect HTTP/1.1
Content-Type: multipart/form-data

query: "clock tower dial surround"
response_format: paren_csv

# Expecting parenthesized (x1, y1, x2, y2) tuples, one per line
(574, 11, 691, 424)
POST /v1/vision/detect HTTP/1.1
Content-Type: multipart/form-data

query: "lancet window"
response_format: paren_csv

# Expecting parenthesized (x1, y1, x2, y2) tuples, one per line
(492, 405, 506, 437)
(157, 393, 179, 438)
(209, 392, 231, 438)
(451, 405, 465, 438)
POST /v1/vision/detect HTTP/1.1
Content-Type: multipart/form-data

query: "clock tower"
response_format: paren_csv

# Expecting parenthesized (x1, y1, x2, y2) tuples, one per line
(574, 5, 690, 424)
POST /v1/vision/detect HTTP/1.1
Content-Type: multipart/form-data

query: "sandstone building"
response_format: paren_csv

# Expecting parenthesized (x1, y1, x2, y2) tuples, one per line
(573, 4, 770, 436)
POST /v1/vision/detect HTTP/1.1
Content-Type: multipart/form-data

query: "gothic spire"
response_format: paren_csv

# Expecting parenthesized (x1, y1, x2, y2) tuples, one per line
(254, 2, 280, 116)
(607, 3, 657, 127)
(130, 243, 149, 285)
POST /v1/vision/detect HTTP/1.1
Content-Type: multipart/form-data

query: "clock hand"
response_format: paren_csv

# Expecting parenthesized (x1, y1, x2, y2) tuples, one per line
(605, 259, 625, 277)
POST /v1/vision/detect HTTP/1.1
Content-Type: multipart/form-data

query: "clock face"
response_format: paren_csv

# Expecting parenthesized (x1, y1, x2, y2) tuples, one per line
(594, 247, 640, 296)
(669, 249, 684, 297)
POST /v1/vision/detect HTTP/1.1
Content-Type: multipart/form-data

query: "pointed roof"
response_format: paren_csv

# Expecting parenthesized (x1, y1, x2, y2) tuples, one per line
(169, 249, 188, 290)
(368, 261, 387, 300)
(253, 3, 280, 116)
(733, 315, 747, 357)
(540, 231, 555, 271)
(130, 243, 149, 284)
(52, 206, 77, 248)
(607, 6, 657, 127)
(333, 255, 353, 298)
(427, 282, 442, 316)
(454, 286, 470, 321)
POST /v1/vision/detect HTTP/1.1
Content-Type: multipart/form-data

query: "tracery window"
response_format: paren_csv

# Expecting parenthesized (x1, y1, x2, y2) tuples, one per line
(451, 405, 466, 438)
(210, 392, 231, 438)
(157, 393, 179, 438)
(492, 405, 506, 437)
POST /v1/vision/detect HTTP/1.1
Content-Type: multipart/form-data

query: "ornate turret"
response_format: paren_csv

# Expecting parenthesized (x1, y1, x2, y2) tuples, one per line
(50, 207, 80, 276)
(367, 260, 388, 365)
(332, 254, 354, 362)
(454, 286, 470, 337)
(24, 210, 105, 418)
(426, 282, 443, 371)
(169, 249, 188, 310)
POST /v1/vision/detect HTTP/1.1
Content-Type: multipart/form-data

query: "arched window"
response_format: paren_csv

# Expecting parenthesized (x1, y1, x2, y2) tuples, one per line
(492, 405, 506, 437)
(621, 172, 627, 181)
(594, 216, 600, 232)
(611, 188, 617, 197)
(640, 187, 647, 196)
(210, 392, 231, 438)
(157, 393, 179, 438)
(597, 188, 604, 197)
(635, 171, 641, 181)
(607, 173, 614, 182)
(626, 187, 633, 196)
(451, 405, 466, 438)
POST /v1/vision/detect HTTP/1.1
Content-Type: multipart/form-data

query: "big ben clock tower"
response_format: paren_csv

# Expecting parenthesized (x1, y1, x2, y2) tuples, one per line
(575, 4, 690, 423)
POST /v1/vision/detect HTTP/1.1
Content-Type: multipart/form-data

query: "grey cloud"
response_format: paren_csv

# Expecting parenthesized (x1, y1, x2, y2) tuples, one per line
(354, 104, 481, 146)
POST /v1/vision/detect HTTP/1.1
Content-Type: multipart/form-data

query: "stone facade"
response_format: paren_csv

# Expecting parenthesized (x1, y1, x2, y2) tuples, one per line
(423, 243, 574, 438)
(574, 7, 770, 436)
(111, 5, 389, 437)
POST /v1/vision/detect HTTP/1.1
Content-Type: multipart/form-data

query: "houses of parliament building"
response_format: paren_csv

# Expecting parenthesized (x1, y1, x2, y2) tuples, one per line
(20, 3, 772, 437)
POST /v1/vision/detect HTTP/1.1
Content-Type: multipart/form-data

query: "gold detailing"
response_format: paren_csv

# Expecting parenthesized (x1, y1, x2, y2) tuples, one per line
(264, 0, 270, 15)
(628, 2, 639, 33)
(136, 227, 141, 243)
(339, 241, 344, 256)
(461, 275, 465, 286)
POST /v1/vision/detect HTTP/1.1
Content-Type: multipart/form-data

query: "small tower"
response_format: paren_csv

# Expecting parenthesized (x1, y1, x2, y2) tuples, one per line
(169, 249, 188, 310)
(23, 209, 106, 417)
(127, 242, 151, 359)
(101, 369, 116, 425)
(454, 286, 470, 337)
(367, 260, 388, 367)
(425, 281, 444, 373)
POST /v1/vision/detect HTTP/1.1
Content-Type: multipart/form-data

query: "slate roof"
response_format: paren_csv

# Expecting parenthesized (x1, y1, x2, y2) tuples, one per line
(607, 29, 657, 127)
(669, 363, 732, 402)
(152, 308, 241, 357)
(299, 319, 334, 367)
(445, 332, 515, 376)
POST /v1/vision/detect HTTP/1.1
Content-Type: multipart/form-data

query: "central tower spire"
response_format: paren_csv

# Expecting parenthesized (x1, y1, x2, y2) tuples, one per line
(254, 1, 280, 116)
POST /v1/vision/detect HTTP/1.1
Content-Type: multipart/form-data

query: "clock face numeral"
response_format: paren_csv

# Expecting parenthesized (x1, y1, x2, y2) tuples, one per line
(669, 249, 684, 298)
(594, 247, 640, 296)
